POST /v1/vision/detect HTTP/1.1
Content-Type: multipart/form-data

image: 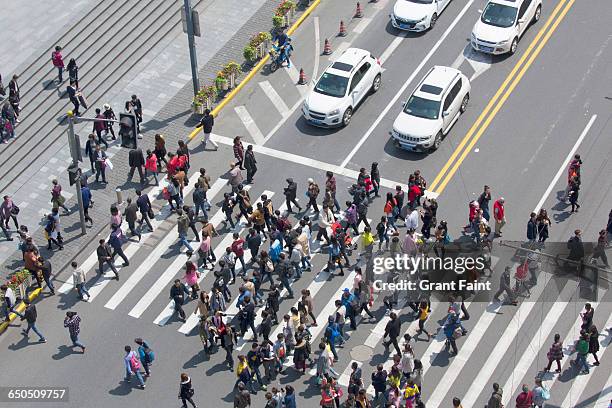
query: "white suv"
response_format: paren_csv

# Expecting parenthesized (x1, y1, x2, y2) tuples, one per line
(302, 48, 382, 127)
(391, 66, 470, 152)
(471, 0, 542, 55)
(390, 0, 454, 32)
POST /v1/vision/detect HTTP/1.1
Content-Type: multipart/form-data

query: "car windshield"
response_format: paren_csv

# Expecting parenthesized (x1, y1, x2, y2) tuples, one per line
(406, 0, 433, 4)
(403, 96, 440, 119)
(481, 3, 517, 28)
(314, 73, 349, 98)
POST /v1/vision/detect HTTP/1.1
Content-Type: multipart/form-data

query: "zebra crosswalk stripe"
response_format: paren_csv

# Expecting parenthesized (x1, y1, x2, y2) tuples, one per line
(559, 312, 612, 407)
(501, 283, 577, 406)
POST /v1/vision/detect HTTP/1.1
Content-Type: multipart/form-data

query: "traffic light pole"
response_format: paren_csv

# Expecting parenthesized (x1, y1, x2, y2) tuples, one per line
(184, 0, 200, 96)
(66, 111, 87, 235)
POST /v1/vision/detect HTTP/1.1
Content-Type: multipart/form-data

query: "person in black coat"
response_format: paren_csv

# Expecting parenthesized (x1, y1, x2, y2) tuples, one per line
(136, 190, 153, 231)
(283, 178, 301, 213)
(527, 212, 537, 244)
(84, 134, 98, 173)
(179, 373, 197, 408)
(128, 147, 145, 183)
(244, 145, 257, 184)
(8, 74, 20, 118)
(197, 109, 218, 150)
(67, 81, 79, 116)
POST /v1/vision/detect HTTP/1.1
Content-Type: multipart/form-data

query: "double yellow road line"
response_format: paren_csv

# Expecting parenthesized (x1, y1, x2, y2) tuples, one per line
(428, 0, 576, 195)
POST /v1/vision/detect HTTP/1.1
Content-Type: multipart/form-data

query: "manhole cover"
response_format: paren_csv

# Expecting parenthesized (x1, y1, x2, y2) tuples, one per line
(351, 345, 373, 361)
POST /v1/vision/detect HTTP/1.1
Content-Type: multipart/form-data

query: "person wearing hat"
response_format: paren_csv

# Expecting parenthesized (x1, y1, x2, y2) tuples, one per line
(102, 103, 116, 139)
(283, 178, 301, 213)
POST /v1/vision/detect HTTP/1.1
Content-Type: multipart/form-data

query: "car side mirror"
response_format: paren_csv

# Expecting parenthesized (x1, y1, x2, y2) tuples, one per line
(477, 9, 482, 13)
(352, 90, 359, 95)
(518, 18, 525, 24)
(442, 110, 450, 117)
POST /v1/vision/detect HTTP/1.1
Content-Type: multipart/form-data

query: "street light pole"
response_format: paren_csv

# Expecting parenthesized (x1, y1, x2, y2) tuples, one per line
(66, 111, 87, 235)
(183, 0, 200, 96)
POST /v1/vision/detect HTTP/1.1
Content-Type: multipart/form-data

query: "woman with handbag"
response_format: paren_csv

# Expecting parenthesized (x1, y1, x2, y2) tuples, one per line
(179, 373, 197, 408)
(135, 338, 154, 377)
(1, 195, 19, 230)
(544, 333, 563, 373)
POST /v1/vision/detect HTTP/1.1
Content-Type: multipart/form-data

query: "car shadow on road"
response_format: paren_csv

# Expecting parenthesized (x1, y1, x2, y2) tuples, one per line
(293, 116, 342, 137)
(382, 138, 429, 162)
(384, 21, 429, 38)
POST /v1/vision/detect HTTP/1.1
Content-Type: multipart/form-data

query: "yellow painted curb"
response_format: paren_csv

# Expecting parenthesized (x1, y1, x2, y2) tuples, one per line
(0, 287, 42, 335)
(188, 0, 322, 141)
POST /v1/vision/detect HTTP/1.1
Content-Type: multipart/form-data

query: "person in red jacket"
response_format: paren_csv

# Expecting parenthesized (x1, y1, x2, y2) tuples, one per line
(493, 197, 506, 237)
(408, 183, 421, 210)
(515, 384, 533, 408)
(51, 45, 65, 83)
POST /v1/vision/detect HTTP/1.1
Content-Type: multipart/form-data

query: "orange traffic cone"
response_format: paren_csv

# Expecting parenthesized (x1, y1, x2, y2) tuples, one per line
(339, 20, 347, 37)
(355, 2, 363, 18)
(323, 38, 332, 55)
(298, 68, 307, 85)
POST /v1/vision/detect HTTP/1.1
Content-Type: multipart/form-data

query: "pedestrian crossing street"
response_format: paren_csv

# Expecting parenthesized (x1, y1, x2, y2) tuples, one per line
(55, 178, 612, 407)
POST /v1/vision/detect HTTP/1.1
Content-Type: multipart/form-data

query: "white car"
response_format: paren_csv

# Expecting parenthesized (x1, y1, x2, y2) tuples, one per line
(471, 0, 542, 55)
(302, 48, 382, 127)
(390, 0, 453, 32)
(391, 66, 470, 152)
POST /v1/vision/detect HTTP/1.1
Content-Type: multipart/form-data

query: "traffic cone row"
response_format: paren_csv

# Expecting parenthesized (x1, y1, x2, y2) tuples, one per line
(339, 20, 347, 37)
(298, 68, 307, 85)
(355, 2, 363, 18)
(323, 38, 332, 55)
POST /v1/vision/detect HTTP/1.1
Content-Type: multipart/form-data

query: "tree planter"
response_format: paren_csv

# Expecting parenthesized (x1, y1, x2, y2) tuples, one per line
(192, 103, 205, 115)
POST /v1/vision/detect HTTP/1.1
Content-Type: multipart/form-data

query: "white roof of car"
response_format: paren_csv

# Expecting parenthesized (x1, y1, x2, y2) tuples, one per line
(413, 66, 461, 100)
(326, 48, 370, 77)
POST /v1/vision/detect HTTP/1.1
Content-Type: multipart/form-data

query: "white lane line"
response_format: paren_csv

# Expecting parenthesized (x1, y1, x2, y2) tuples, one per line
(451, 47, 466, 69)
(329, 41, 351, 61)
(337, 360, 363, 387)
(352, 17, 372, 34)
(425, 302, 501, 406)
(103, 180, 225, 308)
(500, 287, 573, 406)
(533, 114, 597, 213)
(235, 106, 266, 145)
(379, 33, 407, 65)
(594, 370, 612, 407)
(313, 16, 321, 82)
(340, 0, 476, 168)
(156, 190, 270, 327)
(460, 274, 564, 407)
(212, 132, 410, 193)
(559, 312, 612, 408)
(259, 81, 290, 117)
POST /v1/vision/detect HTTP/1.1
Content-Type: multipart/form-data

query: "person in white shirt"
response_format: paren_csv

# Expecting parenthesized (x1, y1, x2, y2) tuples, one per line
(2, 284, 24, 320)
(71, 261, 90, 301)
(406, 208, 420, 231)
(316, 205, 334, 245)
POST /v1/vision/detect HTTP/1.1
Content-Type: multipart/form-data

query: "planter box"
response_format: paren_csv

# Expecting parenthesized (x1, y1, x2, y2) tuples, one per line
(193, 104, 205, 115)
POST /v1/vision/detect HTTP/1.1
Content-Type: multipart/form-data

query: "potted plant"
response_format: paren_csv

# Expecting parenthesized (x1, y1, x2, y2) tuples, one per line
(200, 85, 217, 110)
(8, 269, 33, 300)
(192, 92, 205, 115)
(276, 0, 296, 25)
(272, 14, 285, 29)
(223, 62, 241, 88)
(215, 71, 229, 92)
(243, 45, 257, 63)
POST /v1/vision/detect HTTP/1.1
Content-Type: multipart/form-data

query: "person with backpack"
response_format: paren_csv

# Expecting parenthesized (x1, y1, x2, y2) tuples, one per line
(515, 384, 533, 408)
(544, 333, 564, 373)
(124, 345, 145, 388)
(235, 355, 256, 392)
(51, 45, 65, 83)
(284, 178, 302, 213)
(404, 379, 420, 408)
(486, 383, 503, 408)
(305, 178, 320, 213)
(575, 333, 590, 374)
(371, 364, 387, 402)
(134, 338, 154, 377)
(348, 361, 363, 396)
(532, 377, 550, 407)
(196, 108, 218, 150)
(324, 316, 341, 362)
(179, 373, 197, 408)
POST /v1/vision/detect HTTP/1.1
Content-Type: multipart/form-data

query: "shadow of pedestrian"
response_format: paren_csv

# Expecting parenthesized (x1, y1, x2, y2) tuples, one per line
(7, 334, 31, 351)
(278, 368, 301, 385)
(52, 345, 79, 360)
(183, 350, 209, 369)
(56, 291, 81, 310)
(108, 380, 136, 396)
(430, 348, 451, 368)
(41, 79, 57, 90)
(206, 362, 230, 376)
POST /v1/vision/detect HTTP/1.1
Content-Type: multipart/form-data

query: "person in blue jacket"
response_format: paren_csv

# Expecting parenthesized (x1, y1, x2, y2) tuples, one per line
(81, 184, 93, 225)
(444, 314, 460, 355)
